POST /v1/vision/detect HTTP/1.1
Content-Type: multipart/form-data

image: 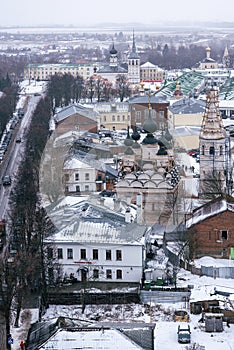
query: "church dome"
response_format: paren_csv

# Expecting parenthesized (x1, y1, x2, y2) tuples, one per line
(157, 147, 168, 155)
(143, 108, 157, 133)
(110, 44, 117, 55)
(124, 147, 134, 155)
(131, 126, 141, 141)
(142, 133, 158, 144)
(124, 126, 134, 146)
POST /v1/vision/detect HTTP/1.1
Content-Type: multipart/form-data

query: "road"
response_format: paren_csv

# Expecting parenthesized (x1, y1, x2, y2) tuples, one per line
(0, 95, 41, 222)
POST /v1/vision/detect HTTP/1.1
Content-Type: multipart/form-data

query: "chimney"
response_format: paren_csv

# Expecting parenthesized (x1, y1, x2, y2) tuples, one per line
(125, 207, 131, 223)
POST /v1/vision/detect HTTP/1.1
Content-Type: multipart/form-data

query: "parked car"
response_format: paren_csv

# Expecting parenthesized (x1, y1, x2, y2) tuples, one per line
(2, 175, 12, 186)
(16, 136, 22, 143)
(177, 324, 191, 343)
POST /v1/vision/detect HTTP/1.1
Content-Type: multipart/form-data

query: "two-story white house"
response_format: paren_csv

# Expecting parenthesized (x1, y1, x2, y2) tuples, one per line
(45, 200, 148, 284)
(63, 155, 118, 194)
(63, 157, 97, 194)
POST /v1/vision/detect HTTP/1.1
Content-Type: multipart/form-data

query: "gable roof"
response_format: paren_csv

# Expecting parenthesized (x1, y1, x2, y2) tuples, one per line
(186, 197, 234, 229)
(39, 328, 145, 349)
(26, 318, 153, 350)
(54, 104, 98, 123)
(169, 98, 206, 114)
(141, 61, 156, 68)
(98, 64, 127, 74)
(64, 154, 118, 177)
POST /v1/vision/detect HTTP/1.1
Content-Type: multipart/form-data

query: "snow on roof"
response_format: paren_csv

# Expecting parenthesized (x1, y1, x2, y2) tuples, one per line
(64, 157, 93, 170)
(54, 103, 98, 123)
(194, 256, 234, 268)
(46, 199, 147, 245)
(186, 198, 234, 228)
(39, 328, 144, 350)
(141, 61, 156, 68)
(48, 220, 145, 245)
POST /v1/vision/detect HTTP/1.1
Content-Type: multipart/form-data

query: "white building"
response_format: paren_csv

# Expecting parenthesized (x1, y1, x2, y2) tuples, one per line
(45, 200, 148, 284)
(63, 157, 97, 194)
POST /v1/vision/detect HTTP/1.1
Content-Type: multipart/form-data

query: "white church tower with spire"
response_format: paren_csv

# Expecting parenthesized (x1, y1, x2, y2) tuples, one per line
(199, 88, 232, 197)
(128, 31, 140, 84)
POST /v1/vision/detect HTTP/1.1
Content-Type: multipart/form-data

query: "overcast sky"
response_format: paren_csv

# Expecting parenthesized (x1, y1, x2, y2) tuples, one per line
(1, 0, 234, 27)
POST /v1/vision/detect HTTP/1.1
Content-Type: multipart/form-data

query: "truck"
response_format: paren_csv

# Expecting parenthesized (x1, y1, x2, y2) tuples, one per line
(177, 324, 191, 343)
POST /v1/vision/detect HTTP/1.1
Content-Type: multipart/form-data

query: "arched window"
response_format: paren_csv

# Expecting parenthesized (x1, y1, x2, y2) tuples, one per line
(220, 146, 223, 155)
(202, 145, 205, 155)
(209, 146, 215, 155)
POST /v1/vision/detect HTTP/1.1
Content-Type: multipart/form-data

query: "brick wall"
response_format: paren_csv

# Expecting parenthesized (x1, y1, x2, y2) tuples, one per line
(56, 114, 97, 136)
(189, 210, 234, 258)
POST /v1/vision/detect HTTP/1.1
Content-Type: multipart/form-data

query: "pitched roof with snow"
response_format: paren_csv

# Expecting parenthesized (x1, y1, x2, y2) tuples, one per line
(46, 200, 147, 245)
(186, 197, 234, 229)
(39, 328, 145, 350)
(169, 98, 206, 114)
(141, 61, 157, 68)
(54, 104, 98, 123)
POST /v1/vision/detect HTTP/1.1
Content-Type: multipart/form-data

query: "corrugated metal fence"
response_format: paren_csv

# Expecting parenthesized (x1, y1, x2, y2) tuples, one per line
(140, 290, 191, 304)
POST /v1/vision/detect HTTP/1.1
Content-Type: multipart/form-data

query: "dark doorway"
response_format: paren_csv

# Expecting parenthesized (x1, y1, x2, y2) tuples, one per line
(81, 269, 87, 282)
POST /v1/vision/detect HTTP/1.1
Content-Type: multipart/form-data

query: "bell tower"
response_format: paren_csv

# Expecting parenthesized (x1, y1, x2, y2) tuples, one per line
(128, 31, 140, 84)
(199, 88, 231, 197)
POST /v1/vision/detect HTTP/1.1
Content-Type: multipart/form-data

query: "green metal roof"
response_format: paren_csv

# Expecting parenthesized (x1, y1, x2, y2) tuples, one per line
(155, 71, 204, 98)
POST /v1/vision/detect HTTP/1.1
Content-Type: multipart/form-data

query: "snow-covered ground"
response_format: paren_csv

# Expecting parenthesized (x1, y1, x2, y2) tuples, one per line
(10, 266, 234, 350)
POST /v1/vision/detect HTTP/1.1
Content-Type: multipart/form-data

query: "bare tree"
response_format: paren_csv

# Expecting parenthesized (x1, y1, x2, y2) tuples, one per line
(200, 170, 226, 199)
(115, 74, 131, 102)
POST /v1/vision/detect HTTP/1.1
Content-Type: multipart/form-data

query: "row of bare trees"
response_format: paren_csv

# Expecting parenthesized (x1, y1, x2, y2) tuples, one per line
(0, 95, 54, 349)
(47, 73, 132, 110)
(0, 75, 19, 136)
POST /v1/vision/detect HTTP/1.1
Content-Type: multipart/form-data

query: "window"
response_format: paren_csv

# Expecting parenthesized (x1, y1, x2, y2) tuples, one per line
(209, 146, 215, 155)
(116, 269, 122, 279)
(112, 115, 115, 121)
(93, 269, 99, 279)
(80, 249, 86, 259)
(106, 250, 112, 260)
(106, 269, 112, 279)
(64, 173, 69, 181)
(220, 146, 223, 155)
(136, 111, 141, 121)
(202, 145, 205, 155)
(76, 185, 80, 193)
(57, 248, 63, 259)
(75, 173, 79, 181)
(67, 248, 73, 259)
(221, 230, 228, 240)
(93, 249, 98, 260)
(48, 267, 54, 284)
(122, 115, 125, 121)
(85, 173, 90, 181)
(85, 185, 89, 191)
(47, 247, 53, 259)
(116, 250, 122, 261)
(117, 115, 120, 121)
